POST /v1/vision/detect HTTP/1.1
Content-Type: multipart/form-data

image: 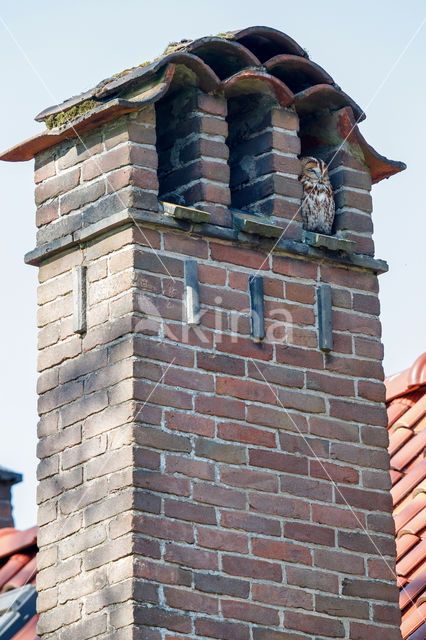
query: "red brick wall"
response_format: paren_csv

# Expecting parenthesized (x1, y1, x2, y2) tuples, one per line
(156, 91, 230, 226)
(33, 97, 401, 640)
(228, 97, 302, 238)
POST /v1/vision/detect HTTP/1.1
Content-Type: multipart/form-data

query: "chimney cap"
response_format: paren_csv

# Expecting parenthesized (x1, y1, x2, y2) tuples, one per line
(0, 25, 405, 183)
(0, 466, 23, 486)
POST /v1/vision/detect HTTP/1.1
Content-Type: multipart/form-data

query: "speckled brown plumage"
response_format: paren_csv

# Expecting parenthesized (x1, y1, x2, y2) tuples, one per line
(300, 156, 335, 234)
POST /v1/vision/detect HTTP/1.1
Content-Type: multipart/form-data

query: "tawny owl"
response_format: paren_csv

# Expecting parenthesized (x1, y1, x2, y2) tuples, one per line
(300, 157, 335, 234)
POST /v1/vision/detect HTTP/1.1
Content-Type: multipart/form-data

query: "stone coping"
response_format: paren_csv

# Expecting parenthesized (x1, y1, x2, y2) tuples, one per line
(24, 206, 389, 274)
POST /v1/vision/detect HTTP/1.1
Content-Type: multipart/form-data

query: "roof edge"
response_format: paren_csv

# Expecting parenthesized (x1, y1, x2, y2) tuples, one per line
(339, 107, 406, 184)
(386, 353, 426, 402)
(0, 65, 175, 162)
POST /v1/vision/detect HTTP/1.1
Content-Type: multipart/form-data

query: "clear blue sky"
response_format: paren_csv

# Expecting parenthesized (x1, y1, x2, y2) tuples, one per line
(0, 0, 424, 529)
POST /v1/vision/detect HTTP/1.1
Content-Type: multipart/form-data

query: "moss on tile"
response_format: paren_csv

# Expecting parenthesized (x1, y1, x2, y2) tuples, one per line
(45, 100, 98, 129)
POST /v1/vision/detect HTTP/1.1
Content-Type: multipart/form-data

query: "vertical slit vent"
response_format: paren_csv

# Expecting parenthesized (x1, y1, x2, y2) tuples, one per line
(317, 283, 333, 352)
(249, 275, 265, 342)
(185, 260, 200, 326)
(73, 266, 87, 335)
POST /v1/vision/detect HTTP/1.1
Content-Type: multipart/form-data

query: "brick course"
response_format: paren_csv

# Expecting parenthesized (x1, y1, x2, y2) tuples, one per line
(156, 91, 231, 227)
(32, 94, 400, 640)
(227, 97, 302, 239)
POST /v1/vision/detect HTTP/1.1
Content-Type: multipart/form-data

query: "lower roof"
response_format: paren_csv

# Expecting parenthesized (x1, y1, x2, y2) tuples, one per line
(0, 527, 38, 640)
(386, 353, 426, 640)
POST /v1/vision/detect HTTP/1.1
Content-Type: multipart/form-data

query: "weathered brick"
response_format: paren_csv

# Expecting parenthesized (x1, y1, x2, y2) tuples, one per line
(195, 573, 249, 598)
(221, 600, 279, 625)
(248, 492, 310, 520)
(342, 578, 399, 602)
(252, 583, 312, 610)
(218, 422, 276, 448)
(286, 566, 339, 594)
(221, 468, 278, 492)
(194, 482, 245, 509)
(252, 538, 312, 566)
(222, 555, 282, 582)
(350, 621, 402, 640)
(285, 610, 344, 637)
(221, 510, 281, 536)
(165, 544, 218, 570)
(31, 94, 399, 640)
(196, 527, 249, 553)
(315, 593, 369, 619)
(195, 617, 250, 640)
(35, 168, 80, 205)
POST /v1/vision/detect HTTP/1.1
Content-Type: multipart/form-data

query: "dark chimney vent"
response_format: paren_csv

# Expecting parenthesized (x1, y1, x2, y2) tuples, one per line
(0, 466, 22, 529)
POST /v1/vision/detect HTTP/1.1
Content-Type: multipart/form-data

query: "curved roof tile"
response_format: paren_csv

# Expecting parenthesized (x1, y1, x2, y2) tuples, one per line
(219, 70, 294, 107)
(265, 54, 334, 93)
(0, 554, 32, 591)
(294, 83, 365, 122)
(0, 25, 405, 185)
(387, 353, 426, 640)
(232, 26, 307, 60)
(95, 52, 221, 101)
(332, 106, 406, 182)
(387, 354, 426, 403)
(184, 37, 261, 79)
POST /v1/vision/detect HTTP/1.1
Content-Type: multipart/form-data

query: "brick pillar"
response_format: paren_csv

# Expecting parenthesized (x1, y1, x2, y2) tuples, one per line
(327, 150, 375, 256)
(31, 104, 401, 640)
(34, 105, 158, 246)
(34, 108, 160, 640)
(156, 90, 231, 227)
(227, 99, 302, 238)
(0, 467, 22, 528)
(299, 108, 375, 256)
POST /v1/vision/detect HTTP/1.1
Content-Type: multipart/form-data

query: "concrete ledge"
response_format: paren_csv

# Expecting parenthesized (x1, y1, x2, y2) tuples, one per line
(162, 201, 212, 223)
(302, 230, 356, 253)
(25, 206, 389, 274)
(232, 210, 283, 238)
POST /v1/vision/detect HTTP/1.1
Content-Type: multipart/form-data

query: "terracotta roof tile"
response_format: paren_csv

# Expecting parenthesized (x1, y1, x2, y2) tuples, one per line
(395, 495, 426, 536)
(400, 568, 426, 610)
(399, 509, 426, 538)
(391, 458, 426, 507)
(391, 469, 404, 484)
(0, 527, 38, 640)
(0, 26, 405, 184)
(387, 353, 426, 639)
(397, 539, 426, 577)
(6, 556, 37, 591)
(389, 427, 414, 457)
(387, 354, 426, 402)
(406, 623, 426, 640)
(397, 534, 420, 562)
(389, 403, 415, 429)
(0, 554, 33, 591)
(0, 527, 37, 561)
(401, 602, 426, 639)
(392, 395, 426, 431)
(413, 481, 426, 497)
(391, 429, 426, 472)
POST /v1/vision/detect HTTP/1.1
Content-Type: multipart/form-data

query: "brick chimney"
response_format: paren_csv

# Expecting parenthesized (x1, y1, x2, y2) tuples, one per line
(1, 27, 406, 640)
(0, 466, 22, 528)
